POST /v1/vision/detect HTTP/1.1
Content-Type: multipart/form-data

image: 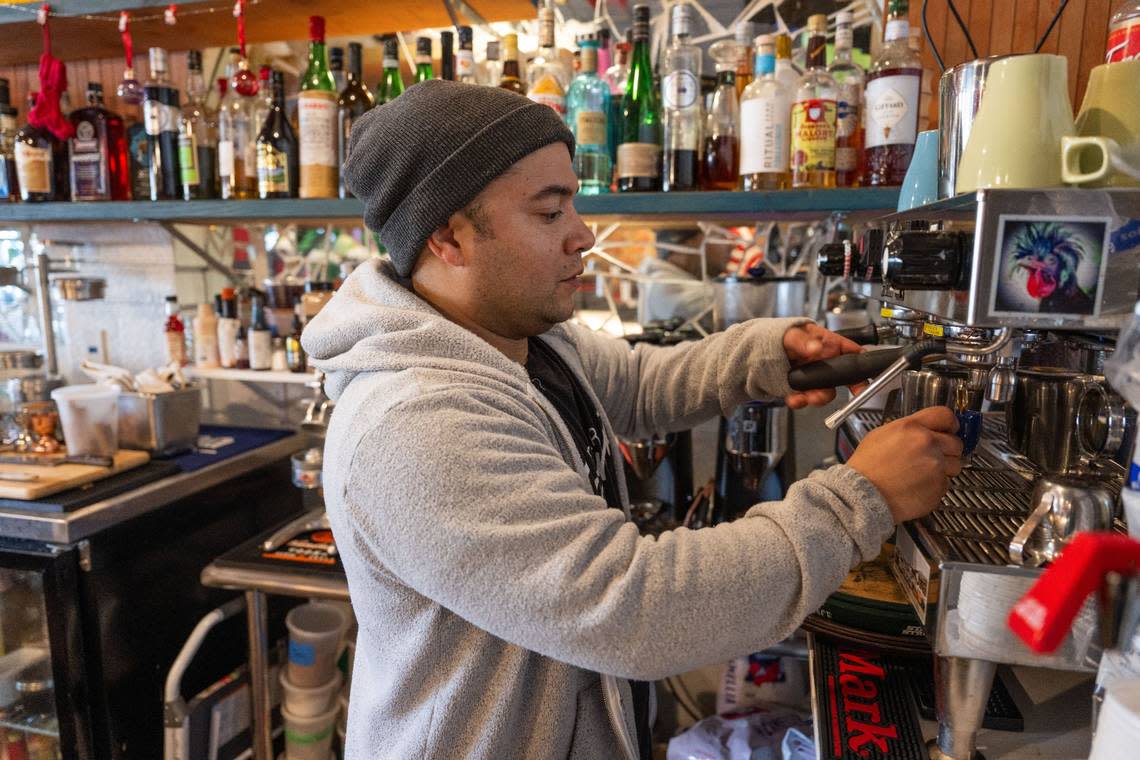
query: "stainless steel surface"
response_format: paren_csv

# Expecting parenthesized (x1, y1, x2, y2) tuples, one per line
(245, 590, 272, 760)
(1006, 367, 1124, 474)
(882, 189, 1140, 330)
(50, 276, 105, 301)
(0, 433, 304, 544)
(938, 56, 1015, 199)
(724, 402, 787, 490)
(117, 387, 202, 455)
(900, 366, 984, 416)
(1009, 476, 1116, 566)
(199, 563, 349, 601)
(34, 252, 56, 377)
(986, 357, 1017, 403)
(711, 276, 807, 329)
(934, 656, 998, 760)
(619, 436, 672, 481)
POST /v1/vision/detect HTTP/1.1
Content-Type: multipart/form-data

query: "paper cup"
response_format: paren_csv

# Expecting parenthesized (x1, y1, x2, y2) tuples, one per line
(281, 669, 342, 718)
(51, 384, 121, 457)
(282, 702, 338, 760)
(286, 603, 348, 687)
(1122, 489, 1140, 539)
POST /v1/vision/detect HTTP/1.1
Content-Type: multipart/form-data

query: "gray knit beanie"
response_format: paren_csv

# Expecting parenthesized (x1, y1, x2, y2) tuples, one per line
(343, 80, 576, 277)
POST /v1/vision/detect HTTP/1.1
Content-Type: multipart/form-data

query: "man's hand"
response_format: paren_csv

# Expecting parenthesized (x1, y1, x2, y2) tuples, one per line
(847, 406, 964, 523)
(782, 323, 864, 409)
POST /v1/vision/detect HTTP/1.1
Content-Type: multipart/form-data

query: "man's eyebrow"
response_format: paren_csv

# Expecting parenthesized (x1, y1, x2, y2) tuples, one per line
(528, 184, 577, 202)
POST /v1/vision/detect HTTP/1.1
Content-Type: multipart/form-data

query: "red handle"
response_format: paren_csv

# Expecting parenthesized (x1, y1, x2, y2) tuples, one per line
(1008, 532, 1140, 654)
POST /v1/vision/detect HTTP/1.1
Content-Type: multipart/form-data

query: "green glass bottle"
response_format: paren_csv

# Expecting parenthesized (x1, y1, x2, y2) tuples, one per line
(299, 15, 338, 198)
(378, 37, 405, 104)
(415, 37, 434, 83)
(617, 4, 662, 192)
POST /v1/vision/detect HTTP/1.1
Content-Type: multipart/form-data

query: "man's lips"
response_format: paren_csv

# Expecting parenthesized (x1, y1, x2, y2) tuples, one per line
(561, 271, 584, 282)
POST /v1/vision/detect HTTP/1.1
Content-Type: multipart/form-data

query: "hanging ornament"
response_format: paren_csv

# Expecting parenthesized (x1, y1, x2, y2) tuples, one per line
(230, 0, 258, 97)
(164, 4, 177, 25)
(115, 11, 143, 105)
(28, 4, 74, 142)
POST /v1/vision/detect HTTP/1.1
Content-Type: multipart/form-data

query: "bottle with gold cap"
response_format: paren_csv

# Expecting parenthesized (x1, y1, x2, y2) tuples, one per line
(774, 33, 802, 96)
(499, 34, 526, 94)
(790, 15, 837, 189)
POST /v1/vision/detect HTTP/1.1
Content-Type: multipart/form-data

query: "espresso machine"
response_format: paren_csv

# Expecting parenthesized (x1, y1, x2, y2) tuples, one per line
(798, 187, 1140, 759)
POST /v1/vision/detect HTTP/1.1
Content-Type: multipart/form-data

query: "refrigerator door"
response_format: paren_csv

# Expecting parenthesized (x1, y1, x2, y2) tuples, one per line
(0, 542, 92, 760)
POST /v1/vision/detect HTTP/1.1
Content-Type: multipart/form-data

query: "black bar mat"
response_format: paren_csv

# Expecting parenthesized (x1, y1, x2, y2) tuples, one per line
(811, 635, 927, 760)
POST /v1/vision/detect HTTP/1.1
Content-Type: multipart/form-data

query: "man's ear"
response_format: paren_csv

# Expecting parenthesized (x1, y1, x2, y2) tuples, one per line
(425, 222, 465, 267)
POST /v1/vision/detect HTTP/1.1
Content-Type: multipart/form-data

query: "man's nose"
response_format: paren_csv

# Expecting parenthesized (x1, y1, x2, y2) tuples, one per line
(567, 209, 595, 256)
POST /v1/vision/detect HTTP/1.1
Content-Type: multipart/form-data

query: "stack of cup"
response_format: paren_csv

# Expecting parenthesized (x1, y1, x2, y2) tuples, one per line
(1090, 678, 1140, 759)
(281, 603, 348, 760)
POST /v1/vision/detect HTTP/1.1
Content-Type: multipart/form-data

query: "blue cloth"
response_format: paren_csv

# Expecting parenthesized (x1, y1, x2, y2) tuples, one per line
(170, 426, 295, 473)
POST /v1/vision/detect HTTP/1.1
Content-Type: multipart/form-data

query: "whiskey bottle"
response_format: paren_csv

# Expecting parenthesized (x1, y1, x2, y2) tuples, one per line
(790, 15, 838, 189)
(69, 82, 130, 201)
(338, 42, 375, 199)
(179, 51, 218, 200)
(143, 47, 182, 200)
(256, 71, 299, 199)
(15, 94, 68, 202)
(661, 3, 701, 192)
(830, 11, 866, 187)
(499, 34, 526, 94)
(0, 79, 18, 201)
(864, 0, 922, 186)
(299, 15, 339, 199)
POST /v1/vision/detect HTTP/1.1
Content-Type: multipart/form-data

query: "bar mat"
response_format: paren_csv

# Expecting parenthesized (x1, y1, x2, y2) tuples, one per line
(811, 635, 927, 760)
(908, 664, 1024, 732)
(168, 426, 295, 473)
(0, 461, 181, 513)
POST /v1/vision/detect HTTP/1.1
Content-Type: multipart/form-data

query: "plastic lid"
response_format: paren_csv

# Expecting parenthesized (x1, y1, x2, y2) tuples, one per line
(165, 295, 178, 303)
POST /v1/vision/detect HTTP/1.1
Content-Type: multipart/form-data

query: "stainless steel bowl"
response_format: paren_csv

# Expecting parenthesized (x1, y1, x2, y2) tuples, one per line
(938, 54, 1021, 198)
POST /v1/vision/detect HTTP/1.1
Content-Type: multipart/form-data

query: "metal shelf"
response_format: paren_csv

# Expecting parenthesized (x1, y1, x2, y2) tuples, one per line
(0, 715, 60, 739)
(185, 368, 317, 385)
(0, 189, 900, 226)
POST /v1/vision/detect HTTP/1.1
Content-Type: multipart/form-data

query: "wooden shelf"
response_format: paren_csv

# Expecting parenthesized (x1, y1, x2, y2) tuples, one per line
(185, 367, 316, 385)
(0, 189, 900, 225)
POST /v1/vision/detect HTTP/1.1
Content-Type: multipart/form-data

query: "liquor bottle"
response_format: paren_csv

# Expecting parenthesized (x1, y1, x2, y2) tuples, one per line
(414, 38, 434, 83)
(143, 47, 181, 200)
(567, 36, 611, 195)
(596, 26, 613, 79)
(248, 294, 272, 371)
(790, 15, 837, 189)
(456, 26, 477, 83)
(285, 305, 307, 373)
(703, 45, 740, 190)
(661, 3, 701, 192)
(164, 295, 186, 366)
(217, 52, 251, 199)
(774, 33, 802, 95)
(830, 11, 865, 187)
(1107, 0, 1140, 61)
(740, 35, 791, 191)
(194, 302, 220, 368)
(377, 37, 405, 105)
(0, 80, 18, 201)
(528, 1, 570, 114)
(69, 82, 130, 201)
(233, 323, 250, 368)
(15, 94, 68, 202)
(329, 46, 346, 93)
(178, 51, 218, 200)
(253, 65, 272, 134)
(733, 21, 755, 98)
(478, 40, 502, 86)
(441, 31, 455, 81)
(217, 287, 240, 368)
(617, 4, 662, 192)
(127, 104, 149, 201)
(864, 0, 922, 186)
(338, 42, 375, 199)
(256, 71, 299, 199)
(604, 29, 631, 166)
(499, 34, 526, 94)
(299, 15, 338, 199)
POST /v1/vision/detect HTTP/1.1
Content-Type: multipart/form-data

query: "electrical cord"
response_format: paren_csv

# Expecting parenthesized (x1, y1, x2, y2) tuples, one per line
(663, 676, 702, 723)
(1035, 0, 1073, 52)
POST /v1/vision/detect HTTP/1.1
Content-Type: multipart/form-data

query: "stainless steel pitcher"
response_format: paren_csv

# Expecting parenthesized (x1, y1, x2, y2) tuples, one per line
(937, 55, 1020, 198)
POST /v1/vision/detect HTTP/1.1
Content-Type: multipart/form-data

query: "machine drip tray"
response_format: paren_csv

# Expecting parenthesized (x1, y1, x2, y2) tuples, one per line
(908, 664, 1024, 732)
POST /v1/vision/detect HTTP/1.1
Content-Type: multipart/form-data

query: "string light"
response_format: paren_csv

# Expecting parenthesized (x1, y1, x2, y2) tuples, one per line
(0, 0, 259, 25)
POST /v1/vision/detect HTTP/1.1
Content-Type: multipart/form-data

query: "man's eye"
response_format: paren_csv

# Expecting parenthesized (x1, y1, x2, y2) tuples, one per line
(541, 210, 564, 222)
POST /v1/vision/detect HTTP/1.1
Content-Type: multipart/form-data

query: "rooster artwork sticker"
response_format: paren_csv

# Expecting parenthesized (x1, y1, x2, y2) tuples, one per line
(991, 217, 1110, 316)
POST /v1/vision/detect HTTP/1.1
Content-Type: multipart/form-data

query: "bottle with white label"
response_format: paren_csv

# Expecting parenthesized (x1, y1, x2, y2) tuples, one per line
(194, 302, 220, 368)
(791, 15, 838, 189)
(216, 287, 240, 368)
(863, 0, 922, 186)
(527, 1, 569, 114)
(248, 295, 273, 371)
(456, 26, 477, 84)
(740, 35, 791, 190)
(218, 49, 257, 200)
(299, 15, 338, 199)
(661, 3, 702, 192)
(143, 47, 181, 201)
(829, 11, 865, 187)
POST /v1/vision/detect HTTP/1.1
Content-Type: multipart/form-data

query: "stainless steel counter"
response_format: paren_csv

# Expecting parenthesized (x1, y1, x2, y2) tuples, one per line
(0, 434, 305, 545)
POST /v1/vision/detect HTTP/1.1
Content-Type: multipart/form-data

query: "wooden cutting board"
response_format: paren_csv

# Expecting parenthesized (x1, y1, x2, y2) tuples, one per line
(0, 449, 151, 500)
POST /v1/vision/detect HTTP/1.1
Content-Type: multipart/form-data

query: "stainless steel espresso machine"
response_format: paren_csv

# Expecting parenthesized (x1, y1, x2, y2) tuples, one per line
(794, 187, 1140, 759)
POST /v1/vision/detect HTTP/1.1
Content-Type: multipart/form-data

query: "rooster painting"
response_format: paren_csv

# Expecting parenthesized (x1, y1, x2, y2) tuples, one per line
(1000, 221, 1099, 315)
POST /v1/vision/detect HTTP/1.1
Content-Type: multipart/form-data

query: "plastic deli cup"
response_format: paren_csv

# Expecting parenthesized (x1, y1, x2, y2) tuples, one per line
(281, 669, 342, 718)
(286, 603, 348, 688)
(282, 702, 338, 760)
(51, 384, 121, 458)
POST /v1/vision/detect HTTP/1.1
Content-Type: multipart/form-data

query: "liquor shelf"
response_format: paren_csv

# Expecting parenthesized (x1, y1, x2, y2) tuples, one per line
(0, 188, 901, 225)
(185, 367, 318, 385)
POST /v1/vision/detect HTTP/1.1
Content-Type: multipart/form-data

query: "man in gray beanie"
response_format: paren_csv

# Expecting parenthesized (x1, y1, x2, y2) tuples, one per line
(302, 80, 962, 759)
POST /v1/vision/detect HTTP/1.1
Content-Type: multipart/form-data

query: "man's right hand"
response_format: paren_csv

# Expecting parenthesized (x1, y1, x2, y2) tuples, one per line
(847, 406, 964, 523)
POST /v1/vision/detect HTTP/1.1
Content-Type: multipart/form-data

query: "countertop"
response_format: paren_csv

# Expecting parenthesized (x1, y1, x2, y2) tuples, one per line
(0, 433, 304, 545)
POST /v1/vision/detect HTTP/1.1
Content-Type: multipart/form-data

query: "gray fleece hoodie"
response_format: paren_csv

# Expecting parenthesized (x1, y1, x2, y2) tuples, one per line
(302, 259, 894, 760)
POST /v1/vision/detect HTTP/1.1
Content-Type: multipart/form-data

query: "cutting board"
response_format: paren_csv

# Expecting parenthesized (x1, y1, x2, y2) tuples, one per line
(0, 449, 151, 500)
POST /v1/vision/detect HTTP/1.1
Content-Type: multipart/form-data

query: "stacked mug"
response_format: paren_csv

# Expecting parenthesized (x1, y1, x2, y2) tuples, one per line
(281, 603, 349, 760)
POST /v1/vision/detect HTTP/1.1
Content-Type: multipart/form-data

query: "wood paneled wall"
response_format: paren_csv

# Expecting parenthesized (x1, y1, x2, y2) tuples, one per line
(909, 0, 1113, 125)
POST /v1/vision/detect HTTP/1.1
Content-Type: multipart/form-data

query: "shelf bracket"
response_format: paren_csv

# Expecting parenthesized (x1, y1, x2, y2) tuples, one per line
(160, 222, 241, 286)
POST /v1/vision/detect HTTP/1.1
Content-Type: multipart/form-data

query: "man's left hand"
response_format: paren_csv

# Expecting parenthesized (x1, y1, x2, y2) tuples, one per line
(782, 323, 864, 410)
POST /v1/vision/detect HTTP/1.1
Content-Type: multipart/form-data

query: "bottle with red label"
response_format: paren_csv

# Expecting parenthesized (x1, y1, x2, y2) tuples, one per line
(791, 15, 838, 189)
(1108, 0, 1140, 61)
(164, 295, 187, 366)
(863, 0, 922, 186)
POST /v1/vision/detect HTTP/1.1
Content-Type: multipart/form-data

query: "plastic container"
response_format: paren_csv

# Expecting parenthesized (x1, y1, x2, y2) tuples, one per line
(281, 669, 341, 718)
(50, 384, 121, 457)
(286, 603, 348, 688)
(281, 701, 338, 760)
(1123, 489, 1140, 539)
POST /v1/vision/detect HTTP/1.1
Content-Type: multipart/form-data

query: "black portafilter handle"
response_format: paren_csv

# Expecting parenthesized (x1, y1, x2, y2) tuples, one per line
(787, 339, 946, 391)
(834, 323, 882, 346)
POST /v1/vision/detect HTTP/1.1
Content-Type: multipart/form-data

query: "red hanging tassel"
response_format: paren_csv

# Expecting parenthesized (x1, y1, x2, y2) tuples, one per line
(27, 4, 74, 142)
(118, 11, 133, 69)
